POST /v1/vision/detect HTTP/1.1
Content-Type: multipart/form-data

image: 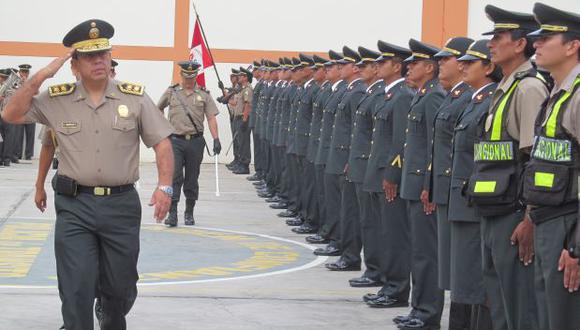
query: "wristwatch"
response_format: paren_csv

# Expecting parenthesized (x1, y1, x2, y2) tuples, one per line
(157, 185, 173, 197)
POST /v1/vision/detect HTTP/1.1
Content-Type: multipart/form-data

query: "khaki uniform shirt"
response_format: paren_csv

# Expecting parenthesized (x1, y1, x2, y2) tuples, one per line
(485, 60, 549, 149)
(24, 79, 174, 186)
(233, 84, 253, 117)
(157, 85, 219, 135)
(542, 64, 580, 140)
(38, 125, 54, 146)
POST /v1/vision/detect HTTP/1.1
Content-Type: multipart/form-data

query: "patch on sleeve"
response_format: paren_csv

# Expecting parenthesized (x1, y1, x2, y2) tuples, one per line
(118, 82, 145, 96)
(48, 83, 76, 97)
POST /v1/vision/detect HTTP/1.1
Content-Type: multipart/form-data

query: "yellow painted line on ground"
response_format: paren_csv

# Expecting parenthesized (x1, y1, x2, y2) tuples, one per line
(139, 227, 300, 281)
(0, 223, 52, 278)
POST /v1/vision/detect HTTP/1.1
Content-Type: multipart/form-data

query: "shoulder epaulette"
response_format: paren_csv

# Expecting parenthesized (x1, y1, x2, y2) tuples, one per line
(118, 82, 144, 96)
(170, 83, 180, 89)
(48, 83, 76, 97)
(418, 82, 435, 96)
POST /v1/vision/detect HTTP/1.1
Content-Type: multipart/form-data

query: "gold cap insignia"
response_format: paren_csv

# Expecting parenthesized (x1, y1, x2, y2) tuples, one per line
(118, 105, 129, 118)
(89, 22, 100, 39)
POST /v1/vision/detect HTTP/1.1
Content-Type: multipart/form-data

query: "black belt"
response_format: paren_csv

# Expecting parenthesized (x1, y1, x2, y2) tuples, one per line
(77, 184, 135, 196)
(530, 202, 578, 225)
(171, 133, 203, 140)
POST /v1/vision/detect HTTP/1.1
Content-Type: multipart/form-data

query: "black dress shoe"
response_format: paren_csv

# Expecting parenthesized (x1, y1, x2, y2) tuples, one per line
(11, 158, 19, 164)
(3, 160, 10, 166)
(252, 180, 265, 186)
(265, 196, 281, 203)
(258, 192, 275, 198)
(292, 225, 317, 234)
(397, 318, 440, 329)
(314, 245, 341, 256)
(367, 296, 409, 308)
(247, 174, 261, 181)
(394, 315, 414, 325)
(362, 292, 384, 302)
(305, 235, 330, 244)
(233, 166, 250, 174)
(349, 276, 383, 288)
(278, 210, 297, 218)
(325, 259, 361, 271)
(286, 218, 303, 226)
(269, 202, 288, 209)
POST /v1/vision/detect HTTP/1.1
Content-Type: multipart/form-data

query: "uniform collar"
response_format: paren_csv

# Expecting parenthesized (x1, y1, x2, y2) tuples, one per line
(347, 78, 362, 89)
(450, 81, 464, 93)
(304, 78, 314, 88)
(332, 79, 344, 91)
(365, 79, 383, 93)
(321, 80, 330, 88)
(472, 83, 495, 100)
(551, 63, 580, 98)
(384, 78, 405, 94)
(73, 79, 120, 102)
(497, 60, 533, 92)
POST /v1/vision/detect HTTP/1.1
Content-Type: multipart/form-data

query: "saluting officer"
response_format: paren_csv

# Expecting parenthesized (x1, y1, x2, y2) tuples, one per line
(2, 19, 175, 329)
(15, 64, 36, 161)
(449, 38, 502, 330)
(466, 6, 549, 329)
(395, 38, 446, 330)
(522, 3, 580, 329)
(362, 41, 414, 309)
(158, 60, 222, 227)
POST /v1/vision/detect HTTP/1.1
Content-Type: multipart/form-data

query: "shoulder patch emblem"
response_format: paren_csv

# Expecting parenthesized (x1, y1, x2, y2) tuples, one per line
(452, 88, 464, 98)
(118, 82, 144, 96)
(385, 92, 393, 100)
(48, 83, 76, 97)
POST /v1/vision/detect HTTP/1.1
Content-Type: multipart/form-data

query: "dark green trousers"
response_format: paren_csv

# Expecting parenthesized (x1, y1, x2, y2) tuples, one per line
(534, 212, 580, 330)
(359, 190, 383, 281)
(55, 189, 141, 330)
(339, 180, 361, 266)
(437, 205, 451, 290)
(170, 135, 205, 203)
(481, 211, 539, 330)
(321, 173, 342, 245)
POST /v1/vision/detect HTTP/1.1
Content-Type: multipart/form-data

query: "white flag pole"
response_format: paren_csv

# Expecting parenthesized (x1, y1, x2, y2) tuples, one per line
(214, 154, 220, 197)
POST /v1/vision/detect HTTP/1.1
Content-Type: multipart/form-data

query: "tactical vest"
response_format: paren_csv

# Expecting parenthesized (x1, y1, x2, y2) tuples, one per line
(468, 69, 547, 216)
(522, 77, 580, 209)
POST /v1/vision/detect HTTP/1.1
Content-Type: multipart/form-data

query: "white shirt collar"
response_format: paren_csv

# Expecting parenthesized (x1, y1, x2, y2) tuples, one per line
(332, 79, 344, 92)
(472, 83, 494, 100)
(365, 79, 383, 93)
(384, 78, 405, 94)
(321, 80, 330, 88)
(304, 78, 314, 88)
(450, 81, 464, 93)
(347, 78, 362, 89)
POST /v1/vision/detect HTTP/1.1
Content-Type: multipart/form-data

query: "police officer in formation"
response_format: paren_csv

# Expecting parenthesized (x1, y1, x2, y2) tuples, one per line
(245, 2, 580, 329)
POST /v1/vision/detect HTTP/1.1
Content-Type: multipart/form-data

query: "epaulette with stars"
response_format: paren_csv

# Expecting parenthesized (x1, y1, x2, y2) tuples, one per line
(118, 82, 144, 96)
(48, 83, 76, 97)
(474, 89, 494, 104)
(451, 86, 466, 98)
(418, 82, 436, 96)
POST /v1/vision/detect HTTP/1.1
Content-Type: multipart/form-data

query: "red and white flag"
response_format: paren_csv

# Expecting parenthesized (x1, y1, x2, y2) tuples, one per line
(189, 20, 214, 88)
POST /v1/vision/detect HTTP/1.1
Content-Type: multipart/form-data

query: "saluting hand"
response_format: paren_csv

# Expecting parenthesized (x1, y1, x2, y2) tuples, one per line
(558, 249, 580, 293)
(40, 50, 74, 79)
(149, 189, 171, 222)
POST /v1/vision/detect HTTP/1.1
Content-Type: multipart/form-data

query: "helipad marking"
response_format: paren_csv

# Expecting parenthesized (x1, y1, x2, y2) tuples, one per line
(0, 223, 52, 278)
(0, 224, 327, 289)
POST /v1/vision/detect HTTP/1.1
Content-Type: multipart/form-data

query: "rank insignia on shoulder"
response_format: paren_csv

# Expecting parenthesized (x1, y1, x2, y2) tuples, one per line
(48, 83, 76, 97)
(419, 88, 427, 95)
(118, 82, 144, 96)
(385, 92, 393, 100)
(452, 88, 464, 98)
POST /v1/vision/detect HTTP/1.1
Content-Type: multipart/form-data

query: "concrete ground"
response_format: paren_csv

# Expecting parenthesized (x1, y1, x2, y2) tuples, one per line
(0, 161, 449, 329)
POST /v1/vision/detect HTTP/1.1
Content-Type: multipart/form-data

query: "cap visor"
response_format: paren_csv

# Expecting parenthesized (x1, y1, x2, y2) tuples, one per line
(457, 54, 481, 62)
(433, 50, 454, 58)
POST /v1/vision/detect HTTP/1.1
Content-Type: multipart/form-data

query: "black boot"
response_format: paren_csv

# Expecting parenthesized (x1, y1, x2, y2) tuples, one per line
(184, 200, 195, 226)
(164, 201, 178, 227)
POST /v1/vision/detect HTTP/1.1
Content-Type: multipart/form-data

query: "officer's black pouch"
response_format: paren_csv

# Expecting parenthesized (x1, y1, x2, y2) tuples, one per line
(522, 162, 570, 206)
(467, 141, 520, 216)
(54, 175, 78, 197)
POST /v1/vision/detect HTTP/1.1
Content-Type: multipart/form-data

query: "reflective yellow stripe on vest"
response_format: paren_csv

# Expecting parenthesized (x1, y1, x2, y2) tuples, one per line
(545, 78, 580, 138)
(490, 81, 520, 141)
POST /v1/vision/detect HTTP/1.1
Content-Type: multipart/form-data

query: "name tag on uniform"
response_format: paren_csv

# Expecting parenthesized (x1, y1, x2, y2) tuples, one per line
(61, 122, 78, 129)
(474, 141, 514, 162)
(531, 136, 572, 162)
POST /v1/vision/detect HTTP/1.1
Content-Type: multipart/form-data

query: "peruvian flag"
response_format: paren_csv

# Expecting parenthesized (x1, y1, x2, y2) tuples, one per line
(189, 20, 214, 88)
